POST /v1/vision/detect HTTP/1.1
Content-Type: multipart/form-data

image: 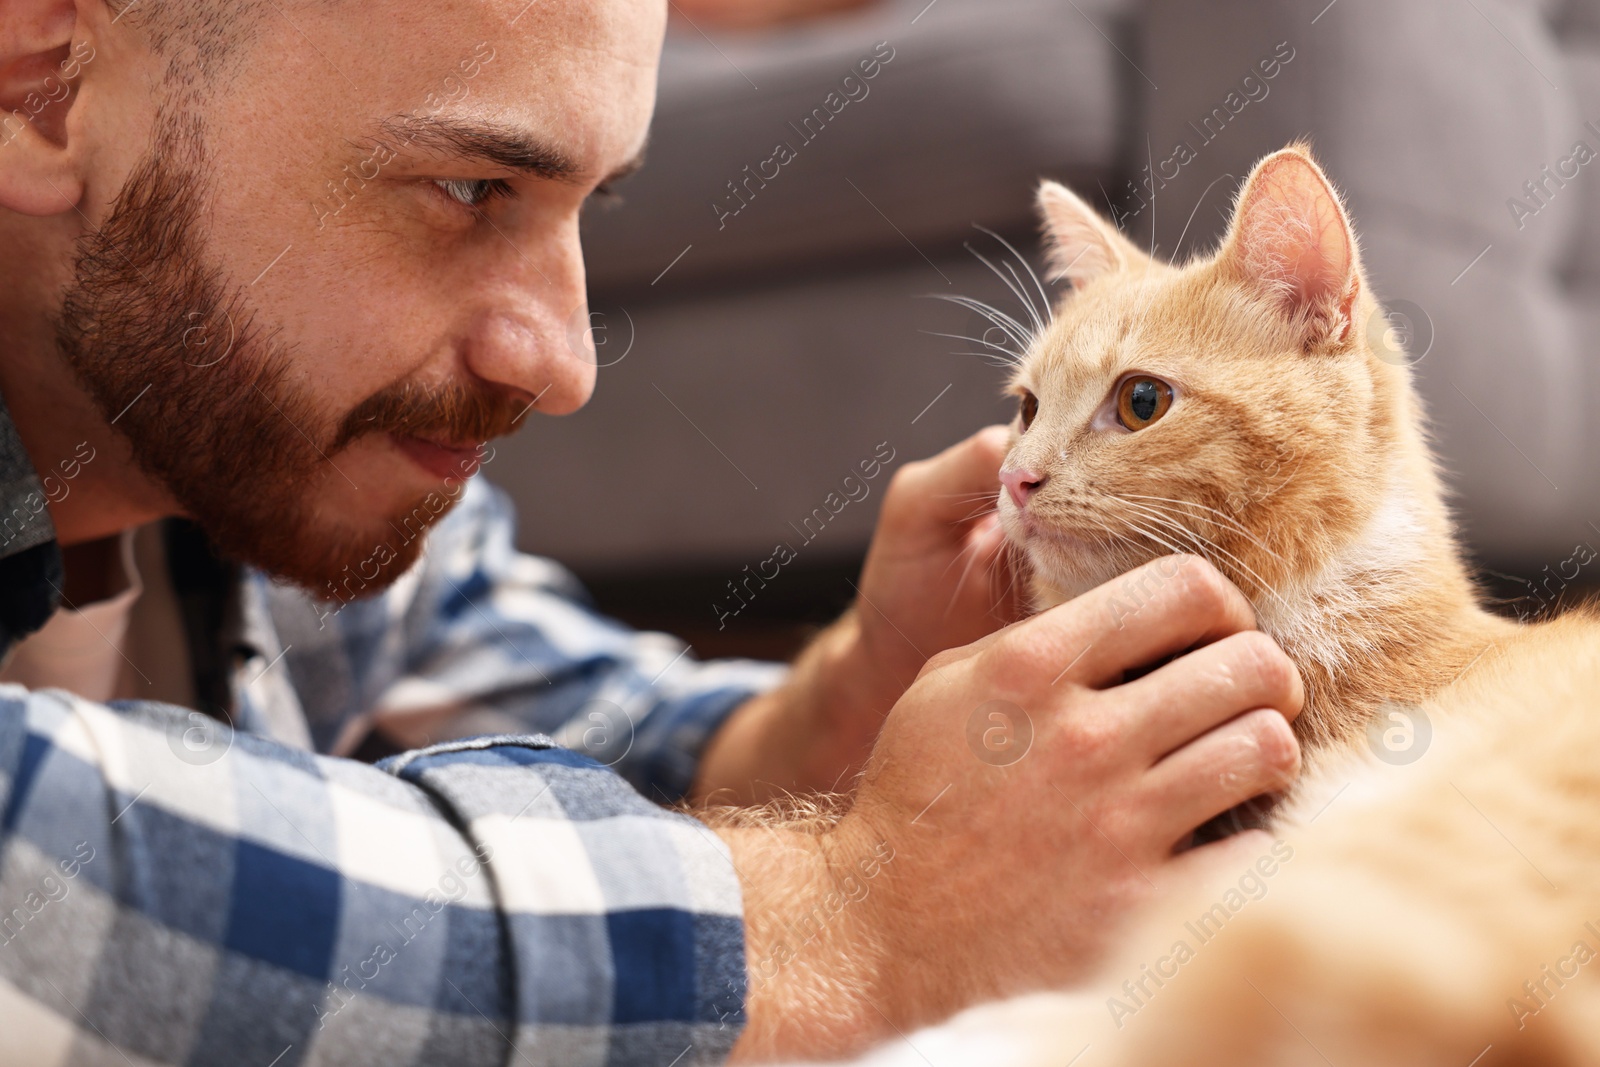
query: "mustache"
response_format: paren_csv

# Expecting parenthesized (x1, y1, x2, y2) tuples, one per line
(333, 378, 532, 452)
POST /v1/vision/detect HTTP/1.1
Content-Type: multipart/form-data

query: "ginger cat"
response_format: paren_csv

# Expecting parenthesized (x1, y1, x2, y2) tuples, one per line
(852, 146, 1600, 1064)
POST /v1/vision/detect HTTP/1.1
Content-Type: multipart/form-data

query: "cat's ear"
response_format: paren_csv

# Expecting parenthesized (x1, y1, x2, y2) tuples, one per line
(1216, 146, 1362, 349)
(1037, 179, 1145, 287)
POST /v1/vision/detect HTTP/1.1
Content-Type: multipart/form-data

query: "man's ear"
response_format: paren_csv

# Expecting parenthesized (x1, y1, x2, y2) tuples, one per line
(0, 0, 90, 216)
(1215, 144, 1362, 350)
(1036, 179, 1146, 288)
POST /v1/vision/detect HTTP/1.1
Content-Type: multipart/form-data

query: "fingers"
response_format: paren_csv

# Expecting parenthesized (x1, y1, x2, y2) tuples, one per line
(1143, 707, 1301, 845)
(1117, 630, 1304, 763)
(881, 425, 1010, 535)
(989, 555, 1258, 689)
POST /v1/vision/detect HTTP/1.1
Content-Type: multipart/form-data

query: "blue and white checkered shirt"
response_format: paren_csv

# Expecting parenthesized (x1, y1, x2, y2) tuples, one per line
(0, 418, 786, 1066)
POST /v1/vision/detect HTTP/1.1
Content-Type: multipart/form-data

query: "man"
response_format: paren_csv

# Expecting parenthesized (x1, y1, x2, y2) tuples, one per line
(0, 1, 1304, 1064)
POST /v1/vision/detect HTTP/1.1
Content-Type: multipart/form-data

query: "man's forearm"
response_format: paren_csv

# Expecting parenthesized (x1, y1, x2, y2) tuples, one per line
(693, 611, 895, 805)
(713, 815, 902, 1062)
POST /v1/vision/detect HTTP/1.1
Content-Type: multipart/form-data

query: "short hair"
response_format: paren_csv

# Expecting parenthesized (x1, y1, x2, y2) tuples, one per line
(103, 0, 269, 89)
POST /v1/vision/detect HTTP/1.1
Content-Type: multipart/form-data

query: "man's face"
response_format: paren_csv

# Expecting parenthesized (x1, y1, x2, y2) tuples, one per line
(52, 0, 663, 592)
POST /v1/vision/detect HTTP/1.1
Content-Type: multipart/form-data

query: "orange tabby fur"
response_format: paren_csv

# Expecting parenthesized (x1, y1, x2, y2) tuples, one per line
(1002, 143, 1531, 759)
(850, 145, 1600, 1063)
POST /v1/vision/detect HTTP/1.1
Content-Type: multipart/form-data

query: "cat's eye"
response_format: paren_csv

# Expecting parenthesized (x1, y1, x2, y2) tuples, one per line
(1017, 390, 1039, 431)
(1116, 375, 1173, 431)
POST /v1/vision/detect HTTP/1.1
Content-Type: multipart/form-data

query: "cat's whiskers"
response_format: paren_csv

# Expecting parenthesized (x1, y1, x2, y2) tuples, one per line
(1120, 492, 1288, 566)
(1064, 513, 1123, 560)
(999, 536, 1031, 601)
(1171, 171, 1240, 263)
(923, 227, 1062, 372)
(921, 330, 1022, 354)
(1021, 511, 1128, 590)
(1108, 512, 1191, 562)
(943, 531, 992, 621)
(1075, 505, 1177, 563)
(936, 506, 1005, 588)
(1100, 518, 1203, 585)
(971, 224, 1056, 331)
(919, 329, 1025, 368)
(1120, 505, 1287, 607)
(965, 240, 1047, 338)
(1117, 495, 1262, 561)
(945, 520, 1031, 622)
(926, 295, 1036, 359)
(955, 501, 1001, 525)
(1114, 501, 1292, 612)
(937, 489, 1006, 505)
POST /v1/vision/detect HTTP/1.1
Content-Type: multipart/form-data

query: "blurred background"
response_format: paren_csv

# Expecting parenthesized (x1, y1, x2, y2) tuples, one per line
(493, 0, 1600, 660)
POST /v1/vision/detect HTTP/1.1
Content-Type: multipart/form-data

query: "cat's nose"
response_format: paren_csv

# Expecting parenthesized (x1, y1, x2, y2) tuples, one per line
(1001, 467, 1046, 508)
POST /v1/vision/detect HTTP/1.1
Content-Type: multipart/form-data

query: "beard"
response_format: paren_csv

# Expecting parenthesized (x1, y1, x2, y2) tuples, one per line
(52, 108, 530, 596)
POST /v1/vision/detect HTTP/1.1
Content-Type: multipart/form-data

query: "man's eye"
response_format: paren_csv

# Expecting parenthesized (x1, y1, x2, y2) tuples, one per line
(432, 178, 513, 208)
(584, 183, 624, 212)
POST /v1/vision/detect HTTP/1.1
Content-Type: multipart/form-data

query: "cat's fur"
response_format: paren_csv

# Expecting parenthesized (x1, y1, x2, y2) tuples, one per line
(853, 146, 1600, 1064)
(999, 143, 1529, 759)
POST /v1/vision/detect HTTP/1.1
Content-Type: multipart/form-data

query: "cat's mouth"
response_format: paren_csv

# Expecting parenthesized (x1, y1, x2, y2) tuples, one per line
(1004, 508, 1155, 607)
(1008, 509, 1099, 552)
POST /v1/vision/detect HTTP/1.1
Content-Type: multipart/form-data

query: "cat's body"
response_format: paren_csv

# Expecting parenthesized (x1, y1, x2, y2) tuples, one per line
(847, 146, 1600, 1064)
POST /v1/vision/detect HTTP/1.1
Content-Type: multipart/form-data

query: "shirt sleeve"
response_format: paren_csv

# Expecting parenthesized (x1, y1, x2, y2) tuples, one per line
(320, 478, 788, 804)
(0, 687, 748, 1067)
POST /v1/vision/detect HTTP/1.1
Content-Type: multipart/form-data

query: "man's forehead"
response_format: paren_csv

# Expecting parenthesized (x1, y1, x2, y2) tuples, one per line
(286, 0, 664, 165)
(343, 0, 665, 56)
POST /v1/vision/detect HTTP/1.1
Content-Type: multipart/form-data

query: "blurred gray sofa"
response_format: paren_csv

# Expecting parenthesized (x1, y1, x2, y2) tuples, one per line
(493, 0, 1600, 585)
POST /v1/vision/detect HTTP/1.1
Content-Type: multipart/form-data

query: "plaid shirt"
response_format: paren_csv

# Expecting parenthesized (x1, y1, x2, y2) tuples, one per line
(0, 401, 785, 1066)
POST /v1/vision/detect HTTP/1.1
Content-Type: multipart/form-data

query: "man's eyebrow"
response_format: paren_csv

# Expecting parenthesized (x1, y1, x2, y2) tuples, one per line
(377, 115, 580, 183)
(373, 114, 645, 188)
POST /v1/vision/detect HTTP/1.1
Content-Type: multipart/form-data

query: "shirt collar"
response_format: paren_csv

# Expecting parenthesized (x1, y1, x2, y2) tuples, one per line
(0, 388, 64, 656)
(0, 388, 60, 559)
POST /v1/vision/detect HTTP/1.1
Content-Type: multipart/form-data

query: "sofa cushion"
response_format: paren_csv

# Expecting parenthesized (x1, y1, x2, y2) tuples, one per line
(583, 0, 1133, 293)
(1137, 0, 1596, 563)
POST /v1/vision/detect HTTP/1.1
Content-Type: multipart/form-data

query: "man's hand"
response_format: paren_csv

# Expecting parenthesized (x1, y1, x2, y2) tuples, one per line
(850, 424, 1025, 694)
(714, 556, 1305, 1061)
(694, 427, 1022, 804)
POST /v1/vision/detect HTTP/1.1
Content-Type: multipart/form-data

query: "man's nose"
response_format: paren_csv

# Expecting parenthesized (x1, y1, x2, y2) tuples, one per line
(463, 227, 595, 415)
(1001, 467, 1046, 508)
(464, 308, 595, 416)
